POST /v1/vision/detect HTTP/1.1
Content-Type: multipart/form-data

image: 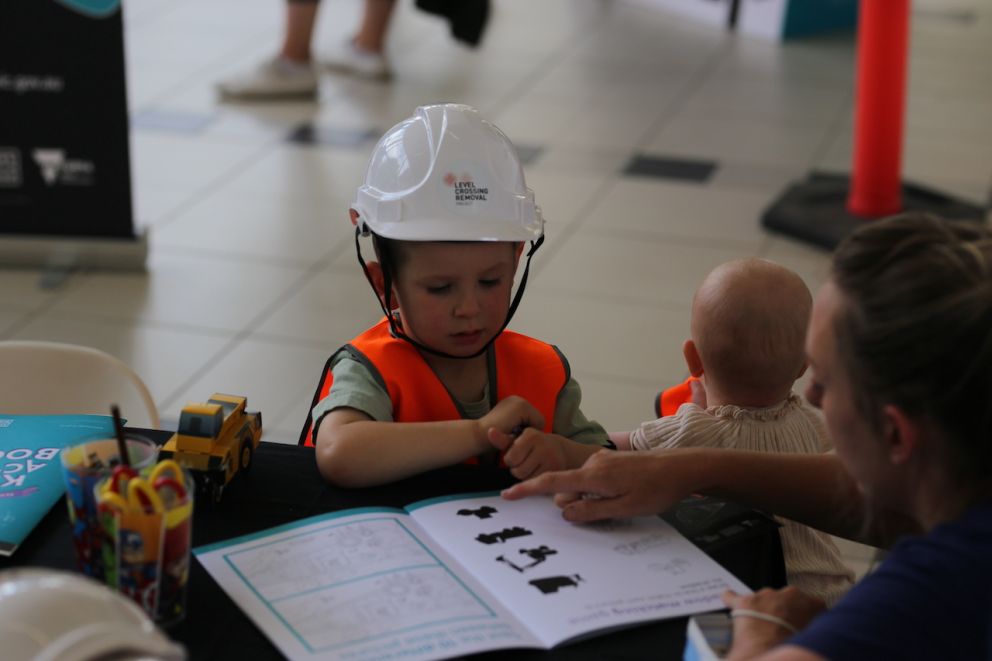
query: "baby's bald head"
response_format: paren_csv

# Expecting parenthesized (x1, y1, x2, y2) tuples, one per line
(691, 258, 811, 403)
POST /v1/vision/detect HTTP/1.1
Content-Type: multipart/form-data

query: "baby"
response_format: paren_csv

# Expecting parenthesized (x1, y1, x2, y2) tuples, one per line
(612, 258, 854, 606)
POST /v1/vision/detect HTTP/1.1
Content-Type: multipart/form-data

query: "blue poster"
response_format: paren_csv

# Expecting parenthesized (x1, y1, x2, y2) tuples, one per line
(0, 414, 115, 556)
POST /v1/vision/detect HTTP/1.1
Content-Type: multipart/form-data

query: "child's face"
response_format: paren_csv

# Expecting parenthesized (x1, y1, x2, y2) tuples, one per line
(391, 242, 519, 357)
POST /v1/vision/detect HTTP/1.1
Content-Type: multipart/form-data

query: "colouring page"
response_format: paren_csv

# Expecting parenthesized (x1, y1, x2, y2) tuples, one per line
(408, 493, 750, 648)
(195, 507, 540, 661)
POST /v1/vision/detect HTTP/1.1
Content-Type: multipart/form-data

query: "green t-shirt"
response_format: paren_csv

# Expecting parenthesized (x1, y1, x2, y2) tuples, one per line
(311, 351, 608, 446)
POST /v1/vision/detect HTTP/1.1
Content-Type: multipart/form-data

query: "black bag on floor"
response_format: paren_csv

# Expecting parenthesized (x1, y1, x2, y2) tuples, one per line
(414, 0, 490, 47)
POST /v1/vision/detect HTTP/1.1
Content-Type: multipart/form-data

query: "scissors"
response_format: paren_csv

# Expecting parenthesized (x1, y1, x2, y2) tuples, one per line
(98, 460, 187, 515)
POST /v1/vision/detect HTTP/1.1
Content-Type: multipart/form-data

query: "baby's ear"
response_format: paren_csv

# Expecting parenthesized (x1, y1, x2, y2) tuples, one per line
(683, 339, 704, 377)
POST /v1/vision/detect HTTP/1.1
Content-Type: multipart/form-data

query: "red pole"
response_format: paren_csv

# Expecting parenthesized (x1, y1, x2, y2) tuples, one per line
(846, 0, 910, 218)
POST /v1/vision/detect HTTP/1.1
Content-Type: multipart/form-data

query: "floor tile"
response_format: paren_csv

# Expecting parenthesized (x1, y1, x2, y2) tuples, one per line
(253, 266, 384, 346)
(152, 187, 351, 266)
(681, 76, 851, 127)
(622, 154, 718, 183)
(132, 109, 215, 134)
(527, 144, 631, 178)
(45, 252, 307, 334)
(0, 304, 35, 337)
(130, 132, 262, 191)
(580, 179, 773, 251)
(524, 170, 614, 234)
(217, 143, 371, 207)
(286, 124, 381, 148)
(0, 268, 71, 309)
(535, 229, 759, 309)
(646, 115, 831, 170)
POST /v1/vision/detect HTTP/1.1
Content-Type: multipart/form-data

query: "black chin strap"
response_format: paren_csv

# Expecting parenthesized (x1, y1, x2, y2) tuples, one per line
(354, 227, 544, 360)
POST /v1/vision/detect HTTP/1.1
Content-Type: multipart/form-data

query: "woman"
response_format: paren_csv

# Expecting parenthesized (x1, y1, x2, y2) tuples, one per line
(503, 213, 992, 659)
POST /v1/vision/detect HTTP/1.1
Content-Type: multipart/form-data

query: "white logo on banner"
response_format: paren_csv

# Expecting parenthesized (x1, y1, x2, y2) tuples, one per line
(32, 148, 95, 186)
(0, 147, 22, 187)
(33, 148, 65, 185)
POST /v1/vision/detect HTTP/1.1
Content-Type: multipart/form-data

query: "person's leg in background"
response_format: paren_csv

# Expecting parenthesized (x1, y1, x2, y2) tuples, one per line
(323, 0, 395, 80)
(281, 0, 320, 63)
(217, 0, 396, 100)
(217, 0, 322, 99)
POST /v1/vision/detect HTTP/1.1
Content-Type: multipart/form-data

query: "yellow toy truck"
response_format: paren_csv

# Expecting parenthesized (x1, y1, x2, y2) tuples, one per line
(159, 393, 262, 503)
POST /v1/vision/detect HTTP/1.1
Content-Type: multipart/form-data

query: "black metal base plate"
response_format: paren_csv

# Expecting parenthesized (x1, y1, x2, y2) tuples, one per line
(761, 172, 988, 251)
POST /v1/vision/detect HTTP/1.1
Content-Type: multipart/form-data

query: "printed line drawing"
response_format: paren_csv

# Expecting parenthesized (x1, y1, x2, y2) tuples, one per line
(457, 506, 498, 519)
(475, 526, 532, 545)
(612, 532, 672, 556)
(661, 558, 692, 576)
(275, 567, 492, 648)
(231, 519, 433, 601)
(496, 545, 557, 573)
(528, 574, 583, 595)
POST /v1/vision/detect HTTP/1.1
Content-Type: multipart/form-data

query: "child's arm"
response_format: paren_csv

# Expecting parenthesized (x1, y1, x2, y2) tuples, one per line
(609, 431, 634, 451)
(315, 395, 544, 487)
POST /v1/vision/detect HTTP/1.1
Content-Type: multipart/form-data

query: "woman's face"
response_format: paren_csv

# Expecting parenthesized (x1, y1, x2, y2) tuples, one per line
(805, 281, 893, 502)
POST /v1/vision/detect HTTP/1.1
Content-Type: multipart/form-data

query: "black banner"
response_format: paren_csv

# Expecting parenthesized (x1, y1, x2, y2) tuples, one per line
(0, 0, 136, 240)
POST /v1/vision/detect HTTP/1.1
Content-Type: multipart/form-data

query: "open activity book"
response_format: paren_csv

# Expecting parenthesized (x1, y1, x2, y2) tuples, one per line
(195, 492, 750, 661)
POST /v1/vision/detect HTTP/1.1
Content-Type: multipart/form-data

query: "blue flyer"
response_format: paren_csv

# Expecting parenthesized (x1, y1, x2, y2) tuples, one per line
(0, 414, 116, 556)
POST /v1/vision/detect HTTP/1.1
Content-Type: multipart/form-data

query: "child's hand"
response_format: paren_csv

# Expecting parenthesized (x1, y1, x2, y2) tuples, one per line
(478, 396, 545, 448)
(489, 427, 567, 480)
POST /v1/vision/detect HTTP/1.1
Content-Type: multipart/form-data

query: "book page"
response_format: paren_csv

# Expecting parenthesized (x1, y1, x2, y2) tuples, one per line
(194, 507, 541, 660)
(407, 493, 751, 648)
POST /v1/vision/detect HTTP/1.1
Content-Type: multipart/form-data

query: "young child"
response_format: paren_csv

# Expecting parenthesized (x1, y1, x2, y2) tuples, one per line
(300, 104, 609, 487)
(612, 258, 855, 606)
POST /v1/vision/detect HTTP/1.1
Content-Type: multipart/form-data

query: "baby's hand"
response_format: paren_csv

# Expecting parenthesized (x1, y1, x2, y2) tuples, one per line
(489, 427, 567, 480)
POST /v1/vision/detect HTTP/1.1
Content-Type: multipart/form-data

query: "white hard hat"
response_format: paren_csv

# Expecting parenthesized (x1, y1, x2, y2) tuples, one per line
(352, 103, 544, 242)
(0, 569, 186, 661)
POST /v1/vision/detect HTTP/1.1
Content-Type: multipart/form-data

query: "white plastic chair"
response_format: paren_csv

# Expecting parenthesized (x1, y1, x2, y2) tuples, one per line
(0, 341, 160, 428)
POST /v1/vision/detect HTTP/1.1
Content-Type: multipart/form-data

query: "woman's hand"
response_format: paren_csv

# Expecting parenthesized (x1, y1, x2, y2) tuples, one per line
(501, 448, 707, 522)
(722, 587, 826, 660)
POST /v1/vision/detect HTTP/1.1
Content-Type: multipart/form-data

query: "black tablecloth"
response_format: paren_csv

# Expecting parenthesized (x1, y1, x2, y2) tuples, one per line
(2, 438, 785, 660)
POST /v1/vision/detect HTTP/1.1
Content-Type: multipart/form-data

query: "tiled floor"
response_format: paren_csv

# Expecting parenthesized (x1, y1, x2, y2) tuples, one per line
(6, 0, 992, 578)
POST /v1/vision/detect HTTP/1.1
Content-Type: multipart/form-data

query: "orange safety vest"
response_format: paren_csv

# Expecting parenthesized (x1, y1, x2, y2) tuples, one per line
(299, 318, 568, 448)
(654, 376, 700, 418)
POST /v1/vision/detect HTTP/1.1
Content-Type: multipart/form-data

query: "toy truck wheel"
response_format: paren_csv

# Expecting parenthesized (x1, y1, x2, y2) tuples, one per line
(240, 441, 253, 473)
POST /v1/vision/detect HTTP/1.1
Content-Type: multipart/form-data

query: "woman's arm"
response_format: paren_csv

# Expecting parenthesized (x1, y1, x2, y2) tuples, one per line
(503, 448, 917, 546)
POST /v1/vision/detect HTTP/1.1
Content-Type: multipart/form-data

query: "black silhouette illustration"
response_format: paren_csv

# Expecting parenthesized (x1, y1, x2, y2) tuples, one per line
(457, 506, 498, 519)
(529, 574, 583, 594)
(496, 545, 558, 572)
(475, 526, 532, 545)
